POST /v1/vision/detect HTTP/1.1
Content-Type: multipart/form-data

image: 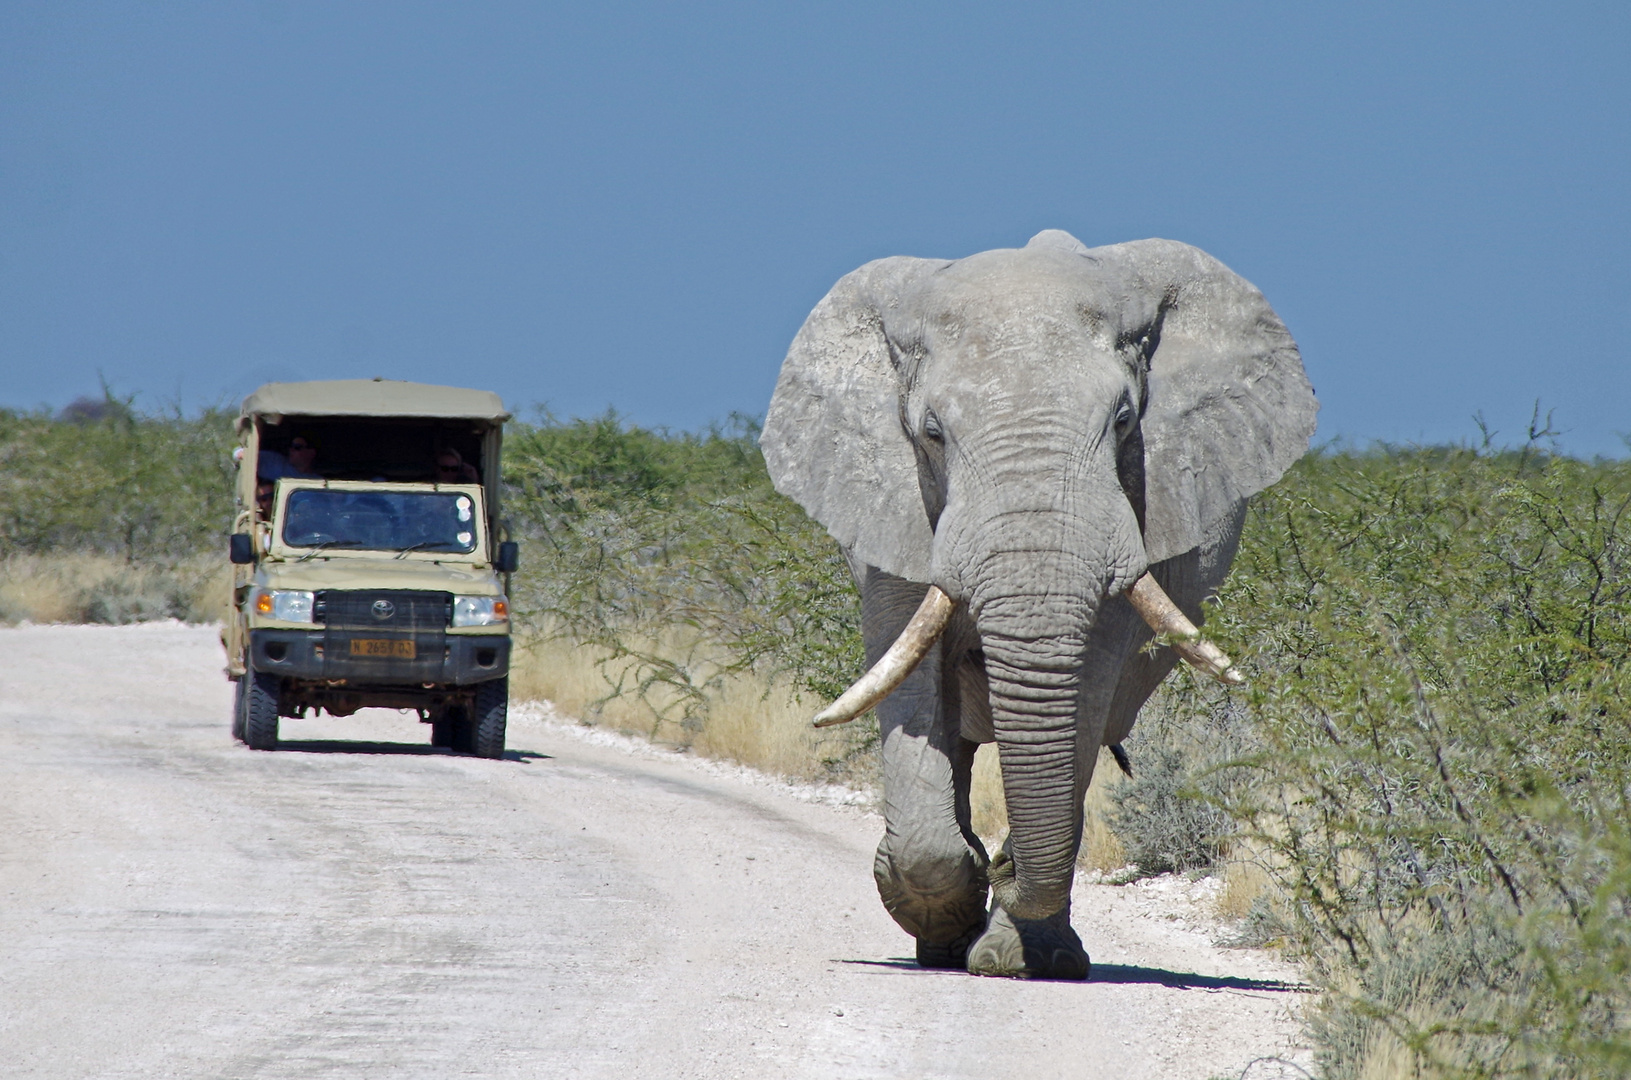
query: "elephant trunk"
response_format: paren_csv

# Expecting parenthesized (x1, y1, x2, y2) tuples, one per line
(949, 437, 1147, 917)
(966, 541, 1122, 921)
(978, 605, 1089, 919)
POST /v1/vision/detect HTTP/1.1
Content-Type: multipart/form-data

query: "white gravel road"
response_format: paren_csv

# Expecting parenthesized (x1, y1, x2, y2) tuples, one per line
(0, 623, 1313, 1079)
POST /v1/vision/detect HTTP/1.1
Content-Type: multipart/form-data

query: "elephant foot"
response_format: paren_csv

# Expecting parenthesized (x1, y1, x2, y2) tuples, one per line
(966, 903, 1090, 980)
(914, 919, 987, 970)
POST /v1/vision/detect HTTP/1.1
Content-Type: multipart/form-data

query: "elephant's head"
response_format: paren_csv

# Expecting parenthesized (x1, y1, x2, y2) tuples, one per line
(761, 231, 1315, 919)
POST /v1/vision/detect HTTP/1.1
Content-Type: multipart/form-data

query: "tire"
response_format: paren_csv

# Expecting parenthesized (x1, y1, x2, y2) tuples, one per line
(231, 674, 248, 744)
(244, 671, 281, 751)
(470, 677, 508, 760)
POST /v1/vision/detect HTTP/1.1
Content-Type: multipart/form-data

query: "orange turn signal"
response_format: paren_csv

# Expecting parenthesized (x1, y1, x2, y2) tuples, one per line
(255, 591, 272, 614)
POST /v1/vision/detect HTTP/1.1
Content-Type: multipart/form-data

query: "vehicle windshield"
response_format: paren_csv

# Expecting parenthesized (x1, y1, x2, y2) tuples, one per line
(281, 489, 480, 554)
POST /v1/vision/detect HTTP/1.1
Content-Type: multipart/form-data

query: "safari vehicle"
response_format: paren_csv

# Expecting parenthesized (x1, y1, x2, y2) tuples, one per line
(224, 379, 519, 757)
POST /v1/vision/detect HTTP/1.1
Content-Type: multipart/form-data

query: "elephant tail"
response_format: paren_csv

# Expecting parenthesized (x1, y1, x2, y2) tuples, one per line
(1110, 744, 1133, 779)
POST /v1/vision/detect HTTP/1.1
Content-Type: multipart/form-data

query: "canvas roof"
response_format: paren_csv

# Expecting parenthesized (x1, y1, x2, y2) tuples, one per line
(239, 379, 510, 426)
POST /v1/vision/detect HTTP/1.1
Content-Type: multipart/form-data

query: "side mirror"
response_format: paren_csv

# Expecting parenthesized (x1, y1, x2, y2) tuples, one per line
(494, 540, 519, 574)
(229, 533, 255, 565)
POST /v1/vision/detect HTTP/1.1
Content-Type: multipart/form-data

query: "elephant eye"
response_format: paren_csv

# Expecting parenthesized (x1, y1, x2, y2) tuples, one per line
(1109, 401, 1135, 440)
(923, 411, 944, 441)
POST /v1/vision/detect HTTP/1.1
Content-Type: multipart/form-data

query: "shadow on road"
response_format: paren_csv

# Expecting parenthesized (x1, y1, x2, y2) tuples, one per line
(832, 957, 1311, 991)
(271, 741, 552, 763)
(1090, 963, 1312, 992)
(833, 957, 926, 972)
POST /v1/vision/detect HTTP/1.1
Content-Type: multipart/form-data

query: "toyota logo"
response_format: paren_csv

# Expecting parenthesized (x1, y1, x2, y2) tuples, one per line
(371, 599, 396, 621)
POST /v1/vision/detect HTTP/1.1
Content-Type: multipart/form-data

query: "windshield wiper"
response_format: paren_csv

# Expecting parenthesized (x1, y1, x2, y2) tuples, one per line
(296, 540, 368, 562)
(393, 540, 462, 559)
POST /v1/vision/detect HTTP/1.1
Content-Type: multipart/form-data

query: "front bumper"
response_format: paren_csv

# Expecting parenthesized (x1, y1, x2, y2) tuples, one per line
(248, 628, 509, 685)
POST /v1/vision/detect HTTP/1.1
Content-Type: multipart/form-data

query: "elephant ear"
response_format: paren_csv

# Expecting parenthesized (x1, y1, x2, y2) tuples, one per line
(761, 256, 948, 582)
(1100, 238, 1318, 565)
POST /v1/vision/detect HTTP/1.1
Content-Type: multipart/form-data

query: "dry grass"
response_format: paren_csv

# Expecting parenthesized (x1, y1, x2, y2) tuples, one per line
(1356, 1029, 1421, 1080)
(510, 629, 876, 785)
(0, 552, 229, 625)
(687, 675, 842, 781)
(1310, 909, 1514, 1080)
(970, 743, 1007, 842)
(1217, 849, 1275, 921)
(1079, 759, 1130, 872)
(0, 553, 84, 623)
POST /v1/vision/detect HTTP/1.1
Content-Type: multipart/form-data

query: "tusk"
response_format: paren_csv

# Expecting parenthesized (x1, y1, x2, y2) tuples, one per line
(1126, 572, 1245, 685)
(813, 586, 955, 728)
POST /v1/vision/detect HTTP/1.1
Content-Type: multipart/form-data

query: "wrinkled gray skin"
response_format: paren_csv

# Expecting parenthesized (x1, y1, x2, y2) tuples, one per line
(761, 231, 1317, 979)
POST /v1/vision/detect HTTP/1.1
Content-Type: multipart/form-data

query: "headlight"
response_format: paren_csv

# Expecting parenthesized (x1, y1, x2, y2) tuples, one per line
(452, 595, 508, 627)
(254, 589, 314, 623)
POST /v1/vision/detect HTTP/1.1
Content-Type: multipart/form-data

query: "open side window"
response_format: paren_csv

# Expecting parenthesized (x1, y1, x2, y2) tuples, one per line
(255, 416, 491, 486)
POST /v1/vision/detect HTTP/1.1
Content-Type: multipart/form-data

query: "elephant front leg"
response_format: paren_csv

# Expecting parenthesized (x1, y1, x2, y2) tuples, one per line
(859, 566, 991, 968)
(875, 729, 989, 967)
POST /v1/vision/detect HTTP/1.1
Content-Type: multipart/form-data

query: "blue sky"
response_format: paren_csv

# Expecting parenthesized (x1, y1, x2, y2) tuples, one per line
(2, 2, 1627, 455)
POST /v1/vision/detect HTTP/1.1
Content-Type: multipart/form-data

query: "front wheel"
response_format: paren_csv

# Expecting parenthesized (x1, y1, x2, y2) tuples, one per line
(244, 671, 281, 751)
(470, 678, 508, 760)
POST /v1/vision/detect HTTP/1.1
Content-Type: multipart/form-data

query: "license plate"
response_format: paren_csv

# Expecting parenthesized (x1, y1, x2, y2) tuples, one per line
(349, 638, 415, 658)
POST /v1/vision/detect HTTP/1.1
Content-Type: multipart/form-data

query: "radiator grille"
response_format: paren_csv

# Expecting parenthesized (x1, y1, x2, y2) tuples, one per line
(315, 590, 452, 631)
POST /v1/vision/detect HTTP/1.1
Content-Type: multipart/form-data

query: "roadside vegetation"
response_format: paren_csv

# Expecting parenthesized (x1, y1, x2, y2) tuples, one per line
(1204, 445, 1631, 1079)
(500, 410, 878, 785)
(0, 396, 236, 624)
(3, 394, 1627, 1078)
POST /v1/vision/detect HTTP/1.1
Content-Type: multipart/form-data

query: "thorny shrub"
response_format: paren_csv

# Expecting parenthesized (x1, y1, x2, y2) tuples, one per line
(502, 411, 874, 770)
(1204, 446, 1631, 1079)
(0, 393, 236, 562)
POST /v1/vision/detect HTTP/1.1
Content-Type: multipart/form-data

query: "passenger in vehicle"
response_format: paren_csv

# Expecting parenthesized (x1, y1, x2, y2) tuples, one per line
(259, 435, 321, 481)
(434, 448, 480, 484)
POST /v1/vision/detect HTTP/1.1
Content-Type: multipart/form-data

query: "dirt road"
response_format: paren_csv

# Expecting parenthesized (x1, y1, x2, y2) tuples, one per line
(0, 624, 1311, 1078)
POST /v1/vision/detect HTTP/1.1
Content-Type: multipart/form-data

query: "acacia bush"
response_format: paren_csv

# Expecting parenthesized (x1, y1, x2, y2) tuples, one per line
(0, 395, 236, 562)
(0, 396, 237, 623)
(1198, 446, 1631, 1079)
(502, 411, 873, 769)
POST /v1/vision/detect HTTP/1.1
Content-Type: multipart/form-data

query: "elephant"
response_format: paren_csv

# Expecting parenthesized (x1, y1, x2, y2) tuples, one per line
(759, 230, 1316, 979)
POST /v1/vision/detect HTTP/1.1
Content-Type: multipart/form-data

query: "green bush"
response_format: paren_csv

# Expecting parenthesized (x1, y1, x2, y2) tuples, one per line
(1203, 446, 1631, 1079)
(0, 393, 236, 562)
(502, 411, 872, 762)
(1108, 741, 1229, 874)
